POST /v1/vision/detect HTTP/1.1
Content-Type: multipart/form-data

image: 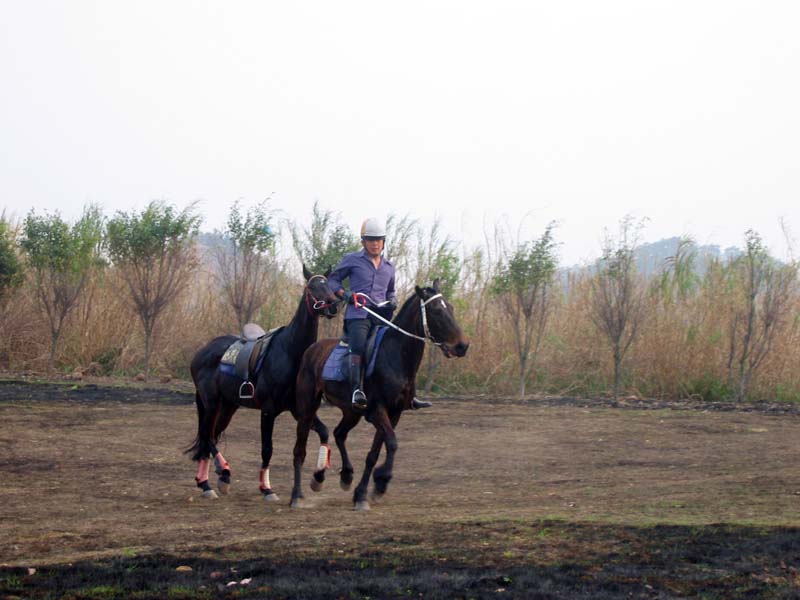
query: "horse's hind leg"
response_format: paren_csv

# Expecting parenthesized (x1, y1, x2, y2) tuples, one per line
(309, 415, 331, 492)
(191, 386, 221, 499)
(372, 410, 400, 499)
(211, 402, 238, 495)
(334, 409, 362, 490)
(259, 411, 280, 502)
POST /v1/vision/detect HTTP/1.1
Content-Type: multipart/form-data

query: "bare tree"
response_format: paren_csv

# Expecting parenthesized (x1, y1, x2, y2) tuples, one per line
(727, 230, 798, 401)
(20, 207, 103, 372)
(491, 222, 558, 398)
(214, 200, 279, 330)
(589, 217, 646, 398)
(106, 201, 200, 381)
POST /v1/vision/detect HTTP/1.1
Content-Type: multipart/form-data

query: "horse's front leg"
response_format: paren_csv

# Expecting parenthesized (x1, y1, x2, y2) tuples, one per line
(372, 409, 399, 499)
(259, 411, 280, 503)
(334, 409, 362, 490)
(309, 415, 331, 492)
(353, 415, 387, 511)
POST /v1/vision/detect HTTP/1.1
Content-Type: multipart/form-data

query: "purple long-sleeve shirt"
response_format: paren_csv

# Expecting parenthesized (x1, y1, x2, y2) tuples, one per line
(328, 249, 396, 320)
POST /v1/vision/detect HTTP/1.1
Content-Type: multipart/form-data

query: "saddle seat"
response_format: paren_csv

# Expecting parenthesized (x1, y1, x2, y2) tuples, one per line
(242, 323, 266, 341)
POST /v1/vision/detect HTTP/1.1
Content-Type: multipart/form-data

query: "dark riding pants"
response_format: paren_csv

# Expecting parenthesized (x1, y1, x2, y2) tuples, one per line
(344, 317, 376, 357)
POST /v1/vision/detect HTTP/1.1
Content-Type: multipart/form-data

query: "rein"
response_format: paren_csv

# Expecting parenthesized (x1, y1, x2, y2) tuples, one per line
(354, 292, 444, 346)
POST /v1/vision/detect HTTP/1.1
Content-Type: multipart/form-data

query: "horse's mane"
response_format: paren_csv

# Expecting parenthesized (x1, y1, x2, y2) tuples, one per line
(392, 287, 436, 326)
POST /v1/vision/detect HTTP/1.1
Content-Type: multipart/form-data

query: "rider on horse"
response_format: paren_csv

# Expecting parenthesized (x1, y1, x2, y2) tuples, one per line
(329, 217, 432, 411)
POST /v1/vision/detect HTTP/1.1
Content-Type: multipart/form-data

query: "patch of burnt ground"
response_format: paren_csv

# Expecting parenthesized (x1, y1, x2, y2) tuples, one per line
(0, 379, 193, 406)
(0, 379, 797, 415)
(2, 521, 798, 599)
(449, 394, 800, 416)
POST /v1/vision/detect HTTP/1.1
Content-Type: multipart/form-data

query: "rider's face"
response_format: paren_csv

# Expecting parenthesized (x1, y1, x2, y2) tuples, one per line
(362, 237, 384, 258)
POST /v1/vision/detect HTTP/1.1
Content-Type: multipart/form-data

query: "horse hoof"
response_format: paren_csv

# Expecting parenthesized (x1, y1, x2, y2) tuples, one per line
(340, 480, 352, 491)
(262, 491, 280, 503)
(290, 497, 303, 509)
(310, 478, 323, 492)
(353, 500, 370, 512)
(370, 490, 384, 502)
(201, 489, 219, 500)
(218, 481, 230, 496)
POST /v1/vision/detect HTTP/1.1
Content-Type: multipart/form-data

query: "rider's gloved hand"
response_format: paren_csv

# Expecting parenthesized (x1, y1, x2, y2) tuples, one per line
(343, 290, 355, 305)
(387, 297, 398, 310)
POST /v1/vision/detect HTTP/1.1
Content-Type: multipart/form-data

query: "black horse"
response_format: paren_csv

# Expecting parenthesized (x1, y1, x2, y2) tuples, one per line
(187, 266, 340, 500)
(292, 280, 469, 510)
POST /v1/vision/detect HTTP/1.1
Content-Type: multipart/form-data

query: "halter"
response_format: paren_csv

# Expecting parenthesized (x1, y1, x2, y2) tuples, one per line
(304, 275, 338, 315)
(355, 292, 445, 346)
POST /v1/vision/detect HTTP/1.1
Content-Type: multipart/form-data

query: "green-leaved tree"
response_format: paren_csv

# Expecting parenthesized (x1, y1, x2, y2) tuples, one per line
(0, 214, 23, 309)
(726, 230, 798, 402)
(214, 200, 279, 329)
(21, 206, 104, 371)
(290, 200, 359, 275)
(492, 222, 558, 398)
(107, 201, 200, 381)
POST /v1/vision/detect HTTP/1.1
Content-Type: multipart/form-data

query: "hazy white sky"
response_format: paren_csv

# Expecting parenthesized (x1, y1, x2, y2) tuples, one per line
(2, 1, 798, 265)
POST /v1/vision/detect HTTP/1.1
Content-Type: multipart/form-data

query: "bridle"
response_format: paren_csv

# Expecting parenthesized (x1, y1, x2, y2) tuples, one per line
(354, 291, 445, 347)
(304, 275, 338, 316)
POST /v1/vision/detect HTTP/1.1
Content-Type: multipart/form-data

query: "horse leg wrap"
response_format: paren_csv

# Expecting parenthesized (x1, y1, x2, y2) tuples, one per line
(316, 444, 332, 471)
(259, 467, 272, 492)
(214, 452, 231, 472)
(195, 458, 211, 487)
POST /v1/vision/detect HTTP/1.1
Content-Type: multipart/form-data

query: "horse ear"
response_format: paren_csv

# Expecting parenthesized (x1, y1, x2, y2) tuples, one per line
(415, 285, 424, 298)
(432, 278, 441, 293)
(324, 265, 332, 278)
(303, 263, 312, 281)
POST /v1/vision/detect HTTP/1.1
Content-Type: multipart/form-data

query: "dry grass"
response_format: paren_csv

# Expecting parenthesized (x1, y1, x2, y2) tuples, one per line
(2, 251, 800, 402)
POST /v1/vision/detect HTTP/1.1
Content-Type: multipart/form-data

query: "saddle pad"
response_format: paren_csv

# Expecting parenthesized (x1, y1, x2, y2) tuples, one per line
(219, 327, 282, 380)
(321, 327, 388, 381)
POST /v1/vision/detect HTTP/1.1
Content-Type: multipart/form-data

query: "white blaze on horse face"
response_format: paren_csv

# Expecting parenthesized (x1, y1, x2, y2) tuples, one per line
(316, 444, 331, 471)
(260, 467, 271, 490)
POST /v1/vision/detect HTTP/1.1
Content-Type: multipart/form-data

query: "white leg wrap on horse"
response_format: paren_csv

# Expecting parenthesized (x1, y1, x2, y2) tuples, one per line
(260, 467, 271, 490)
(214, 452, 230, 471)
(316, 444, 331, 471)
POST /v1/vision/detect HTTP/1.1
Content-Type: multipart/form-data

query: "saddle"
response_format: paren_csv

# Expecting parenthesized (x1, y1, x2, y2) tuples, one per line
(219, 324, 283, 399)
(322, 326, 388, 382)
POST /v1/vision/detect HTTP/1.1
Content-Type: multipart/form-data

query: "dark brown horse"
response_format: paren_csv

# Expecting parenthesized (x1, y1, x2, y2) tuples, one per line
(187, 266, 340, 500)
(292, 281, 469, 510)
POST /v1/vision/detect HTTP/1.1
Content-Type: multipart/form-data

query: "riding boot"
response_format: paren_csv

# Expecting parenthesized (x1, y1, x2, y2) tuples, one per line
(411, 397, 433, 409)
(349, 354, 368, 410)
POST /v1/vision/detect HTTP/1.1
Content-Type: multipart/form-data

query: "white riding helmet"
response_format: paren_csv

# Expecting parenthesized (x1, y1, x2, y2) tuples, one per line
(360, 218, 386, 239)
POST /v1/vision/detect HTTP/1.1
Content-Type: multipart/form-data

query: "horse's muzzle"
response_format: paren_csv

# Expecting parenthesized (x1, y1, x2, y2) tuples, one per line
(441, 341, 469, 358)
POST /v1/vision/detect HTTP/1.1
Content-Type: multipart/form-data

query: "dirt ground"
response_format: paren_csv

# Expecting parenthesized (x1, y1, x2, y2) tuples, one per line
(1, 379, 799, 599)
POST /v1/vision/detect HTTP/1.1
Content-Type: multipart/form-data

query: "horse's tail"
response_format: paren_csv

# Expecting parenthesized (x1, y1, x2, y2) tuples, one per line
(183, 391, 205, 460)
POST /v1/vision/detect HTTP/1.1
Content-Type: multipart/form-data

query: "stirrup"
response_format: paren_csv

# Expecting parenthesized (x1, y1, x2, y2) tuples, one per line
(351, 389, 368, 410)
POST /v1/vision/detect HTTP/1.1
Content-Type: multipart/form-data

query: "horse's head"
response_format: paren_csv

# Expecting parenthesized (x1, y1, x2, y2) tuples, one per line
(414, 279, 470, 358)
(302, 264, 340, 319)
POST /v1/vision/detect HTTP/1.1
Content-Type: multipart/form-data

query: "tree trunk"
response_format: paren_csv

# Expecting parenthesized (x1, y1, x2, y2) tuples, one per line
(144, 322, 153, 383)
(49, 330, 59, 374)
(518, 354, 527, 399)
(612, 345, 621, 398)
